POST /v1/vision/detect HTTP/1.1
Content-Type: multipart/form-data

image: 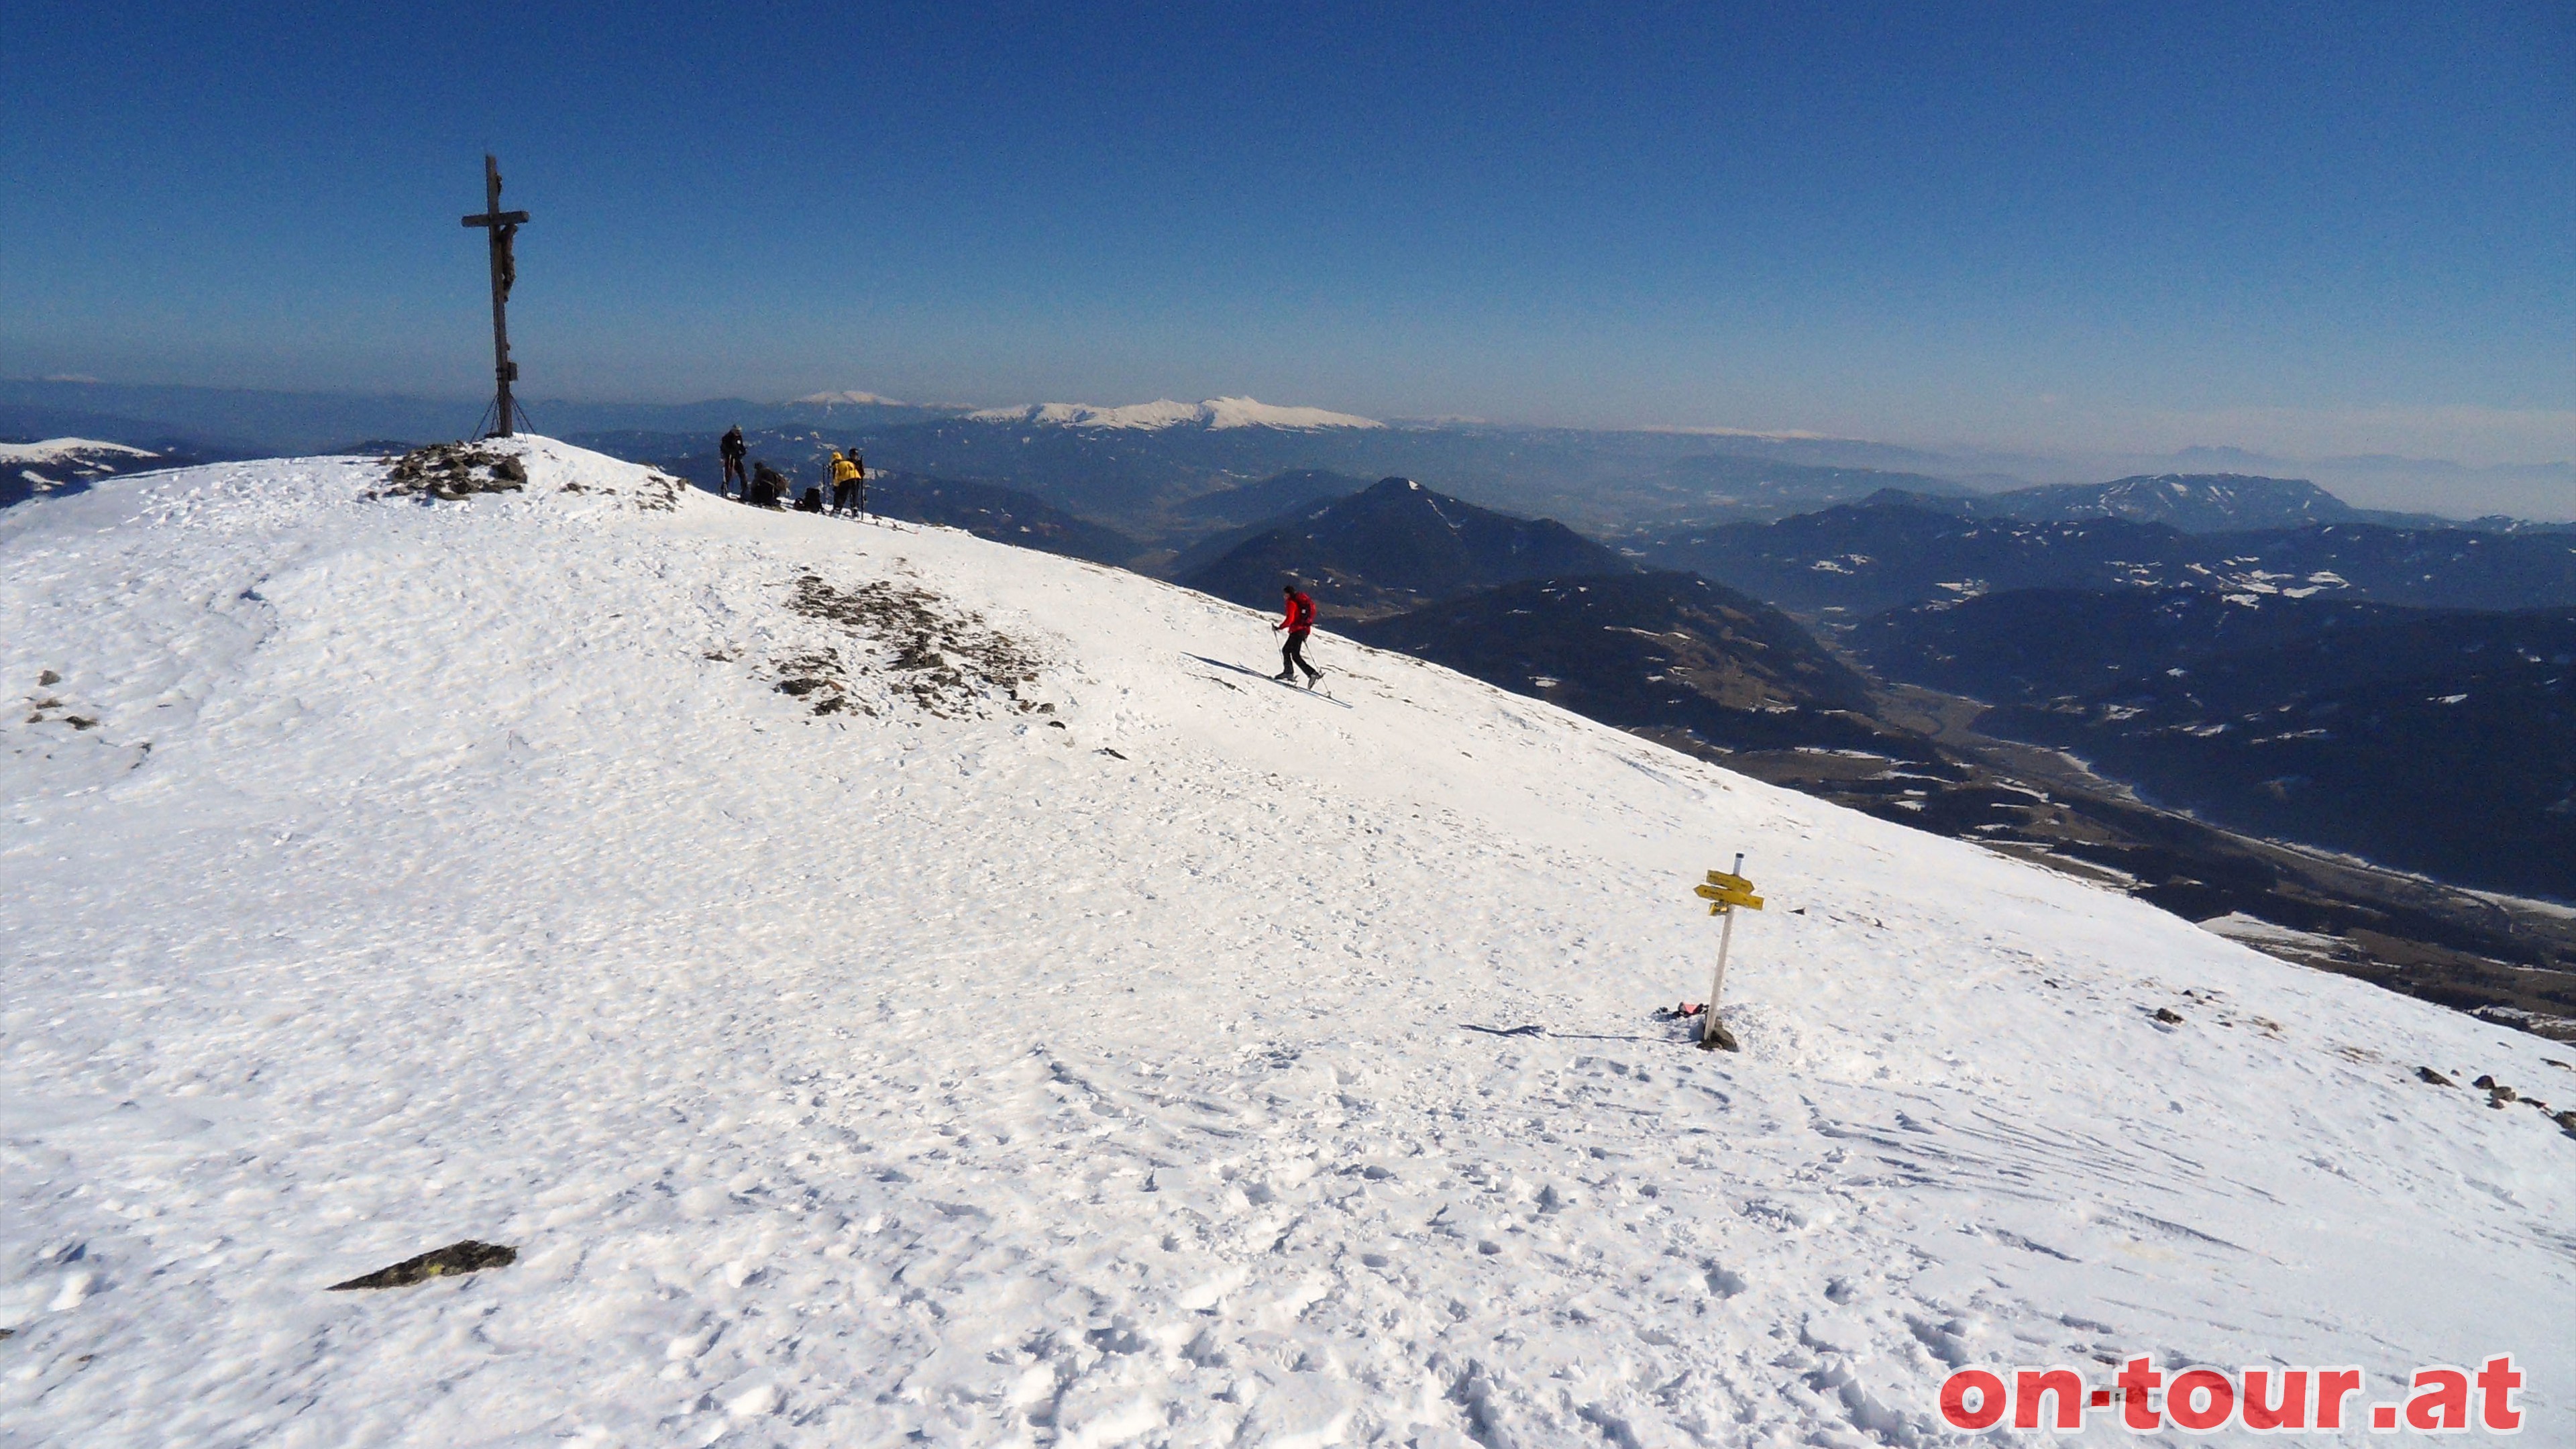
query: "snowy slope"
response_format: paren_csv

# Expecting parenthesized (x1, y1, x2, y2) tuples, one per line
(965, 398, 1384, 431)
(2, 439, 2571, 1448)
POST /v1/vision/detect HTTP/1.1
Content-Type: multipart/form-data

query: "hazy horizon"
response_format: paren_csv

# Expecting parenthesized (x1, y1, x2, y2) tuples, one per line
(13, 371, 2576, 521)
(7, 3, 2572, 513)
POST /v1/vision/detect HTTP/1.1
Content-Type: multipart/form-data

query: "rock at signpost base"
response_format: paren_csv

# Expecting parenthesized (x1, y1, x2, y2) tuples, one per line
(1701, 1021, 1741, 1053)
(327, 1240, 517, 1291)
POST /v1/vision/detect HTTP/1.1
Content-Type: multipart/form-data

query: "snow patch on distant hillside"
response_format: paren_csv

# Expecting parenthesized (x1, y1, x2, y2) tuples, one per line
(794, 390, 912, 407)
(1200, 396, 1383, 430)
(1644, 424, 1830, 440)
(4, 438, 169, 504)
(966, 396, 1384, 431)
(0, 437, 157, 464)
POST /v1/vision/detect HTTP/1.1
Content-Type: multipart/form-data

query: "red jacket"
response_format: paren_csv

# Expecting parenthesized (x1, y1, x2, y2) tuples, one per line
(1281, 591, 1316, 631)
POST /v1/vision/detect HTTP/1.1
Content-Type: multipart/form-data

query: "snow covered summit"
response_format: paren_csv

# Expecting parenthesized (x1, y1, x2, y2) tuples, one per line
(966, 396, 1385, 431)
(3, 438, 2570, 1445)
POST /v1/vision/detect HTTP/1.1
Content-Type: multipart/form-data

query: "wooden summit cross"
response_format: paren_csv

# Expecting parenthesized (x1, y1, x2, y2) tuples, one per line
(460, 154, 530, 437)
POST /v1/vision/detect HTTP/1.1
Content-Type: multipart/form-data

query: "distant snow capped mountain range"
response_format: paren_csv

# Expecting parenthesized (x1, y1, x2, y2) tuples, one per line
(963, 396, 1384, 431)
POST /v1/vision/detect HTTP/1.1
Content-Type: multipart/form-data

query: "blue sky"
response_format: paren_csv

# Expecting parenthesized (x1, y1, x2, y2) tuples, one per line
(5, 1, 2572, 464)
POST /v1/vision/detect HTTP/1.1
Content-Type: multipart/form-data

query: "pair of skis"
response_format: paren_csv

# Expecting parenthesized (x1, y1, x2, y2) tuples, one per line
(1258, 667, 1348, 708)
(1183, 653, 1351, 707)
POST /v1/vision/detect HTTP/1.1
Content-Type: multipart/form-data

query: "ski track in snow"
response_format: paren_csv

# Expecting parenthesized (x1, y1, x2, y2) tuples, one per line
(1, 441, 2570, 1447)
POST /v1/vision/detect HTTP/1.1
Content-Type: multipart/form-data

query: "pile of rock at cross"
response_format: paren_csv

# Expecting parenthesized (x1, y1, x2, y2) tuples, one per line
(373, 442, 529, 500)
(773, 572, 1047, 720)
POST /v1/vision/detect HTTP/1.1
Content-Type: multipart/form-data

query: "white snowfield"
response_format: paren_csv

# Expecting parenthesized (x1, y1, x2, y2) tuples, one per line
(2, 439, 2569, 1448)
(965, 398, 1385, 432)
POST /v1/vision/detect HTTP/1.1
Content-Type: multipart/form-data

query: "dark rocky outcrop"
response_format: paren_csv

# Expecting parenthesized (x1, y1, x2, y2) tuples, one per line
(327, 1240, 516, 1291)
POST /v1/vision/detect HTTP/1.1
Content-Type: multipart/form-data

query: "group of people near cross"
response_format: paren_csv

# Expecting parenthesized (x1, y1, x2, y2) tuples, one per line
(716, 425, 870, 518)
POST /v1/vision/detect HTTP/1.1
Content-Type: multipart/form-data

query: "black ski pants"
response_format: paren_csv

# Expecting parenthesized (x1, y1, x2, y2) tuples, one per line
(1279, 628, 1319, 681)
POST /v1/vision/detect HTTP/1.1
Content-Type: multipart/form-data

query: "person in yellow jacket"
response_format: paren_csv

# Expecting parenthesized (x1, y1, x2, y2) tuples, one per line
(828, 449, 861, 517)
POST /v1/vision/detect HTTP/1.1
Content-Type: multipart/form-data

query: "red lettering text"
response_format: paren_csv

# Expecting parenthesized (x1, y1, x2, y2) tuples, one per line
(2477, 1355, 2524, 1433)
(2118, 1357, 2163, 1430)
(2167, 1368, 2235, 1432)
(2241, 1368, 2306, 1432)
(2407, 1366, 2470, 1433)
(1939, 1368, 2007, 1431)
(2315, 1366, 2363, 1430)
(2015, 1367, 2086, 1430)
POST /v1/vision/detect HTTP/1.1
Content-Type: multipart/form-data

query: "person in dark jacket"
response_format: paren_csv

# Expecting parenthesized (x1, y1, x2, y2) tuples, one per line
(1275, 584, 1322, 686)
(720, 425, 748, 497)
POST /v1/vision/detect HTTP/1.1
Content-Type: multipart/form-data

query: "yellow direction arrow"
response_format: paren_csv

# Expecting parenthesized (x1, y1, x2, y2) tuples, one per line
(1705, 869, 1754, 892)
(1694, 881, 1764, 910)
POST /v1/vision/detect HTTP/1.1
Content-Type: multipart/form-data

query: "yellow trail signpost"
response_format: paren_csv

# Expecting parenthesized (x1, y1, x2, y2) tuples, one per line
(1693, 854, 1762, 1051)
(1694, 875, 1763, 913)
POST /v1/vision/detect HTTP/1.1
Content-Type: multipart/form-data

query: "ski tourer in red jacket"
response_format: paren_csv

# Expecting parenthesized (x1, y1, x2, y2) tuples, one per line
(1275, 586, 1322, 685)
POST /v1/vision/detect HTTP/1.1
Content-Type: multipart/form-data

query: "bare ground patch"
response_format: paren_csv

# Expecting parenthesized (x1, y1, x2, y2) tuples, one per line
(559, 470, 685, 511)
(769, 572, 1047, 720)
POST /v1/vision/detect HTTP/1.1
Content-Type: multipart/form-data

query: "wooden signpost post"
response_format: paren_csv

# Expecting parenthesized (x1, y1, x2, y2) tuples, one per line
(1690, 853, 1764, 1051)
(460, 155, 531, 437)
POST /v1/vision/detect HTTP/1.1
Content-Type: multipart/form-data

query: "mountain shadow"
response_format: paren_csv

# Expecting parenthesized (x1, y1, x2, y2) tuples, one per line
(1646, 498, 2576, 617)
(1183, 476, 1626, 618)
(1849, 588, 2440, 704)
(1973, 605, 2576, 900)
